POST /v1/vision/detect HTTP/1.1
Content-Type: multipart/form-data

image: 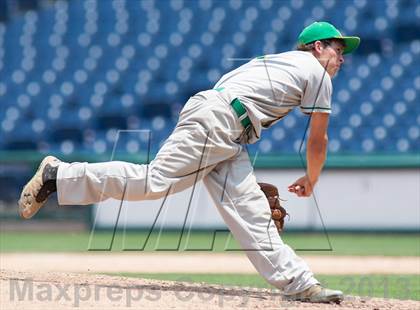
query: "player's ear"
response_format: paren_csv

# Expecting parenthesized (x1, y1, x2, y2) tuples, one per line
(313, 40, 324, 54)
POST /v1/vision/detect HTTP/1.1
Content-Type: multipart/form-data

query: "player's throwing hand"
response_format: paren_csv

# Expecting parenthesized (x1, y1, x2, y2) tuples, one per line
(288, 175, 315, 197)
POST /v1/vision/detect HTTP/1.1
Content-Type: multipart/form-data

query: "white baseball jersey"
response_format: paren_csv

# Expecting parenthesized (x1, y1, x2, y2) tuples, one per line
(214, 51, 332, 142)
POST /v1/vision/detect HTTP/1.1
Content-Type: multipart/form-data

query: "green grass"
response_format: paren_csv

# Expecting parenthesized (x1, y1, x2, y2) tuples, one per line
(0, 231, 419, 256)
(110, 273, 420, 301)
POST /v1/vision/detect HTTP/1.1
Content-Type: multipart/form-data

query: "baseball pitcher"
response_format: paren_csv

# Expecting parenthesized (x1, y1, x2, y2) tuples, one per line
(19, 22, 360, 303)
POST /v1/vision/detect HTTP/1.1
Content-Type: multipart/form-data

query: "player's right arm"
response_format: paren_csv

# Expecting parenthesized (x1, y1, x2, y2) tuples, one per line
(288, 112, 329, 197)
(306, 112, 329, 184)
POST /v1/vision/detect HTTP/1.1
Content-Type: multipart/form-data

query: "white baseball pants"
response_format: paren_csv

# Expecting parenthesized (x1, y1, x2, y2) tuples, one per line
(57, 90, 319, 294)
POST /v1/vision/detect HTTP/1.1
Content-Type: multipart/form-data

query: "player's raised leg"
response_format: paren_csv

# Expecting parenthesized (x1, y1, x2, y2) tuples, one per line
(18, 90, 243, 219)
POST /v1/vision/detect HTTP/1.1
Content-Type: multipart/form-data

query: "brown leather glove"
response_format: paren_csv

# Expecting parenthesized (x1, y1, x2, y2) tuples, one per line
(258, 182, 288, 233)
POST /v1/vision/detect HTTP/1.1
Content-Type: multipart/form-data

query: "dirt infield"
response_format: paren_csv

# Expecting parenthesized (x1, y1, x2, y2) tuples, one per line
(1, 269, 419, 310)
(1, 253, 419, 309)
(1, 252, 419, 274)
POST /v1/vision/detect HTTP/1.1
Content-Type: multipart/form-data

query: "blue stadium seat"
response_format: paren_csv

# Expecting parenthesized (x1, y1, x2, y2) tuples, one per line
(0, 0, 418, 156)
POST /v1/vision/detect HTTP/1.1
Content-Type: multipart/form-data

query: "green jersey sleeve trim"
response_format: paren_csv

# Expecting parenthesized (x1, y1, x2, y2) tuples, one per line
(300, 106, 331, 111)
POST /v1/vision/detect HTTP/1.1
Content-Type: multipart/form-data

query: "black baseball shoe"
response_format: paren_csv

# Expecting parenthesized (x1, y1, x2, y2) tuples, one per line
(18, 156, 60, 219)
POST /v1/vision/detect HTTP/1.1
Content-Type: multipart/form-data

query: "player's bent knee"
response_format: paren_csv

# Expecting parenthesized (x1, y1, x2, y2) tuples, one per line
(141, 166, 176, 199)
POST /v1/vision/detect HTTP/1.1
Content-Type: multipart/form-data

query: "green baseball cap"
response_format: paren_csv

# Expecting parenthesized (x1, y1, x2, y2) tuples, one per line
(298, 21, 360, 54)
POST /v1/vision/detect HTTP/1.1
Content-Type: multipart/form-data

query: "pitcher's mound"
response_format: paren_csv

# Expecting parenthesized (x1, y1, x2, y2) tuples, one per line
(1, 269, 418, 309)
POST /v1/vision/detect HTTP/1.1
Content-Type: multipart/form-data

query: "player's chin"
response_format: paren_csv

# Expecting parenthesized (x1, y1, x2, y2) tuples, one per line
(328, 72, 336, 79)
(330, 68, 340, 78)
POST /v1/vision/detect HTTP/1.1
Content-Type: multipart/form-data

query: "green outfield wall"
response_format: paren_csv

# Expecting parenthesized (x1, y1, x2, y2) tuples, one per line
(0, 151, 419, 168)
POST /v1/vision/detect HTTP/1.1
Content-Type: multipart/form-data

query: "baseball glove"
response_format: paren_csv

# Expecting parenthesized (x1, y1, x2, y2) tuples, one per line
(258, 182, 288, 233)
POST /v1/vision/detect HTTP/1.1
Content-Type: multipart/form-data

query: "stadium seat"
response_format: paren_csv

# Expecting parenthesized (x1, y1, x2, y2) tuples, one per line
(0, 0, 418, 156)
